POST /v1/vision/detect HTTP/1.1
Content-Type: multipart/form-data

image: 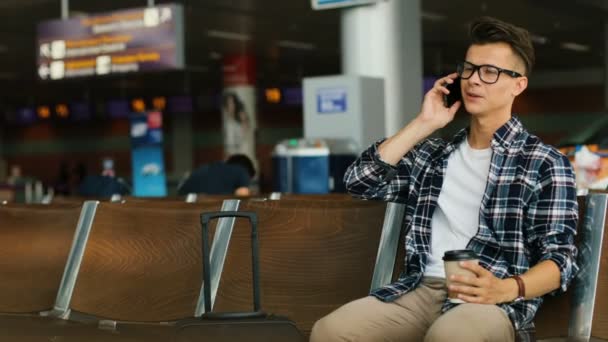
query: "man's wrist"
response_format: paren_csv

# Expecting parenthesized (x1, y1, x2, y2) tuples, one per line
(502, 278, 520, 303)
(378, 118, 433, 165)
(411, 116, 438, 139)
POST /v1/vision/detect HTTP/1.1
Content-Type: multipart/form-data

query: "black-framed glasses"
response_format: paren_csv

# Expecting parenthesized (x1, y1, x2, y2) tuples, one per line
(457, 61, 522, 84)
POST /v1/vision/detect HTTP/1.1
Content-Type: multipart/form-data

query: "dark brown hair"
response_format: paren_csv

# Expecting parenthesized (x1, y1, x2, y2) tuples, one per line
(226, 154, 255, 178)
(469, 17, 535, 76)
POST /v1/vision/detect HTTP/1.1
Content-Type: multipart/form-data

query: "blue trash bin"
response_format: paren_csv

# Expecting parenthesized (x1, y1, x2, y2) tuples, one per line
(272, 139, 330, 194)
(325, 139, 359, 193)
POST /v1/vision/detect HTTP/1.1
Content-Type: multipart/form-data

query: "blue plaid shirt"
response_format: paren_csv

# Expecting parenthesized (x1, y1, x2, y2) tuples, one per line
(344, 116, 578, 330)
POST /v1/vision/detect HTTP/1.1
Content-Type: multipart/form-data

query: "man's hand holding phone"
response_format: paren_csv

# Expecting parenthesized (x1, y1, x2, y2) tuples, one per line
(377, 73, 462, 166)
(416, 73, 462, 133)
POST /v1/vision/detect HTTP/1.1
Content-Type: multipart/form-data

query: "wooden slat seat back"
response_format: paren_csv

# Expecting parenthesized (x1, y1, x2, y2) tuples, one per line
(212, 198, 386, 334)
(122, 195, 249, 204)
(51, 196, 97, 205)
(0, 203, 82, 313)
(69, 201, 225, 322)
(276, 193, 355, 201)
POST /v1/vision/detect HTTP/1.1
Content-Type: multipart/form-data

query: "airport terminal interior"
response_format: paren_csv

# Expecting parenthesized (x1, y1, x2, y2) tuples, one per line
(0, 0, 607, 341)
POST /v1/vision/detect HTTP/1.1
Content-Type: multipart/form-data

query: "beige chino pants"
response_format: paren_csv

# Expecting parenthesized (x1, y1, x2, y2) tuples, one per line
(310, 277, 514, 342)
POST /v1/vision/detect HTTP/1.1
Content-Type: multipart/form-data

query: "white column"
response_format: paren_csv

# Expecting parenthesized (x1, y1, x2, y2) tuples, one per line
(61, 0, 69, 20)
(341, 0, 423, 136)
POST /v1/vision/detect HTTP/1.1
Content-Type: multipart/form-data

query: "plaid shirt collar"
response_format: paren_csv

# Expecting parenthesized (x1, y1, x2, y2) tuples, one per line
(492, 116, 524, 149)
(442, 116, 524, 159)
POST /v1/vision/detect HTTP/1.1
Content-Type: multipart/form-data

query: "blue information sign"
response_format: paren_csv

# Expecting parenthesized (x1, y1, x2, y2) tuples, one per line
(131, 146, 167, 197)
(130, 112, 167, 197)
(317, 88, 347, 114)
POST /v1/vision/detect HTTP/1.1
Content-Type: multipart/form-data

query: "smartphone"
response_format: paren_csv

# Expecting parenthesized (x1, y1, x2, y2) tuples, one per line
(443, 78, 462, 107)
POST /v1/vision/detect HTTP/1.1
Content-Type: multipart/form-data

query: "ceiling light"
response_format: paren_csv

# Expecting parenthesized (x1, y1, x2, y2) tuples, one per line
(530, 34, 548, 45)
(421, 11, 446, 22)
(560, 42, 590, 52)
(277, 40, 316, 50)
(207, 30, 251, 42)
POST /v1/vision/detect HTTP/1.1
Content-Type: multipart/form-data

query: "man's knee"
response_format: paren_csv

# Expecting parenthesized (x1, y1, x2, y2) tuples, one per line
(424, 304, 514, 342)
(310, 315, 341, 342)
(424, 322, 468, 342)
(425, 323, 512, 342)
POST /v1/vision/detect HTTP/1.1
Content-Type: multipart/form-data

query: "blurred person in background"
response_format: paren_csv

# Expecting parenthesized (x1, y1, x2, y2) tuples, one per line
(6, 165, 23, 186)
(178, 154, 255, 196)
(78, 158, 129, 198)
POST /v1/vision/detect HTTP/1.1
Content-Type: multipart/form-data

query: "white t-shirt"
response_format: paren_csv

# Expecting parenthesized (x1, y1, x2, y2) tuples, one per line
(424, 138, 492, 278)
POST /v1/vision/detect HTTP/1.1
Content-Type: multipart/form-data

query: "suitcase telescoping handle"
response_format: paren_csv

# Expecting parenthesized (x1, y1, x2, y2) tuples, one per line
(200, 211, 264, 319)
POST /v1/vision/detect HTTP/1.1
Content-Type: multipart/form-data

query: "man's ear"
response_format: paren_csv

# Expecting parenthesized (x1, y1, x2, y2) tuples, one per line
(512, 76, 528, 97)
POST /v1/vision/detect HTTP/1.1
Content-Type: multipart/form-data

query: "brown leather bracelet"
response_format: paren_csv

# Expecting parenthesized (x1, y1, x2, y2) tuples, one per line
(512, 275, 526, 301)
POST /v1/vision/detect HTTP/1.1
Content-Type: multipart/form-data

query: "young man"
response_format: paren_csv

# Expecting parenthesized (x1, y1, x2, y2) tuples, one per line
(310, 17, 578, 342)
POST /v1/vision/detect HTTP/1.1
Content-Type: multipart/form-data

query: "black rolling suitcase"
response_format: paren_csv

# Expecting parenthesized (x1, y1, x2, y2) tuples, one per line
(175, 211, 305, 342)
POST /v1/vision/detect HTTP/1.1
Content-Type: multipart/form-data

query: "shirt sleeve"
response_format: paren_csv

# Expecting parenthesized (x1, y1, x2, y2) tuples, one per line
(526, 153, 579, 294)
(343, 139, 420, 203)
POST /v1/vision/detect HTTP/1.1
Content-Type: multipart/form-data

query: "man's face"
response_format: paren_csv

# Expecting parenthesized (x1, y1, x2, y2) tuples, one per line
(461, 42, 527, 117)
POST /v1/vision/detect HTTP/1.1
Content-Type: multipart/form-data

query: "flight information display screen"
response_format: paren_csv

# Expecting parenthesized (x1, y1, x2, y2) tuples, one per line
(37, 4, 184, 80)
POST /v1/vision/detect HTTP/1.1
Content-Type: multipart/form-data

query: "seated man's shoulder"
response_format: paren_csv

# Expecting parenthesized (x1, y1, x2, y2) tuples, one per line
(189, 163, 228, 180)
(217, 163, 250, 182)
(191, 164, 212, 175)
(519, 133, 571, 167)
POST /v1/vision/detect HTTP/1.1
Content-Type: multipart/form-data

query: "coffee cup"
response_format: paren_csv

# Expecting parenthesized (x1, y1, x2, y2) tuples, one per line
(443, 249, 479, 303)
